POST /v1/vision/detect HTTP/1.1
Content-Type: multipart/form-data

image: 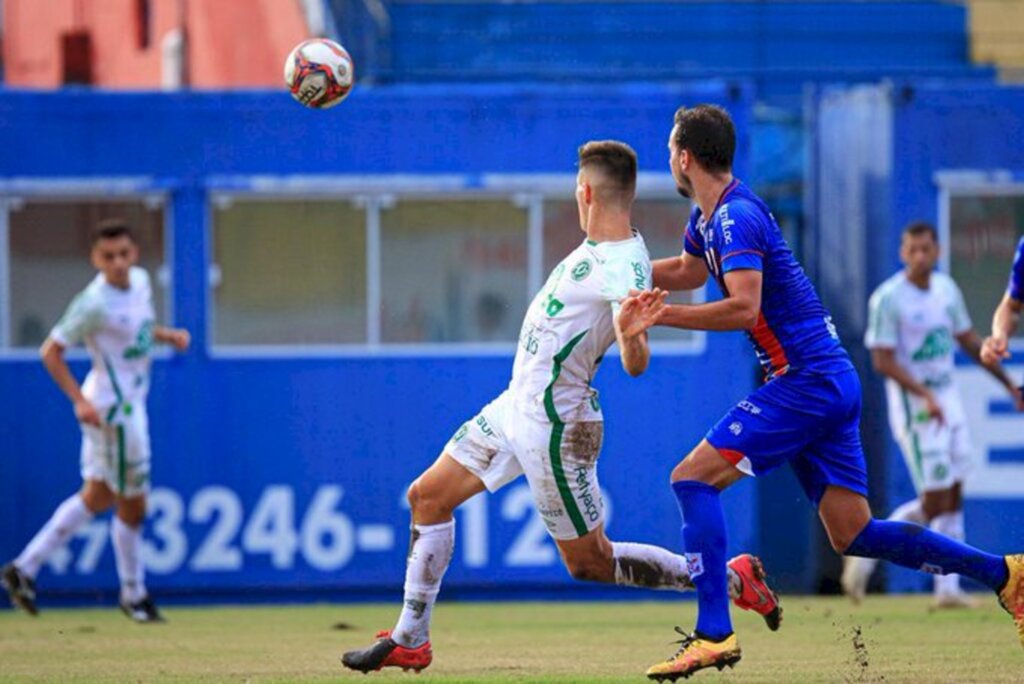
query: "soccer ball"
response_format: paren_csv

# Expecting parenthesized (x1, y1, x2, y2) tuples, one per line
(284, 39, 354, 109)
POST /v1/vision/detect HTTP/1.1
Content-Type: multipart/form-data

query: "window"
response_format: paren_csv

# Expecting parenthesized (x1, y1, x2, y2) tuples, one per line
(380, 200, 528, 344)
(212, 198, 367, 346)
(543, 197, 702, 343)
(948, 192, 1024, 340)
(7, 198, 167, 349)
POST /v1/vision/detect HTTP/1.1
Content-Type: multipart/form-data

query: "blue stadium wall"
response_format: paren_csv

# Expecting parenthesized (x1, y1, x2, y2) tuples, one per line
(811, 82, 1024, 592)
(0, 84, 819, 605)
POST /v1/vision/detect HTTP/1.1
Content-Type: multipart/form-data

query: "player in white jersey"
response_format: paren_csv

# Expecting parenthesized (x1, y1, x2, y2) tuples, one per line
(843, 222, 1023, 607)
(342, 141, 781, 675)
(2, 221, 190, 622)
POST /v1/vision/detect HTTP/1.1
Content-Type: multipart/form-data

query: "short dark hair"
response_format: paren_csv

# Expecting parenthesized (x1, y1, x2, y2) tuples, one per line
(577, 140, 638, 205)
(90, 219, 136, 246)
(902, 221, 938, 243)
(672, 104, 736, 174)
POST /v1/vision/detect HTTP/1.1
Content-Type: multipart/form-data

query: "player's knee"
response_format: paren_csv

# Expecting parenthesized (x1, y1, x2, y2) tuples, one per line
(407, 480, 453, 521)
(563, 556, 605, 583)
(80, 482, 115, 513)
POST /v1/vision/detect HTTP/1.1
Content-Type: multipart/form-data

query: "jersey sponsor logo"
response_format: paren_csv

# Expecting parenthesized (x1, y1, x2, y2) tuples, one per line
(729, 421, 744, 436)
(123, 320, 155, 360)
(911, 327, 954, 362)
(631, 261, 646, 290)
(685, 552, 704, 579)
(718, 206, 734, 244)
(737, 400, 761, 415)
(452, 423, 469, 443)
(475, 415, 496, 438)
(571, 259, 593, 282)
(824, 316, 839, 341)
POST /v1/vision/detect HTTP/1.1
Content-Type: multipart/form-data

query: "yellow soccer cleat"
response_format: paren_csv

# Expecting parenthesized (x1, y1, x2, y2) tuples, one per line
(997, 554, 1024, 649)
(646, 628, 741, 681)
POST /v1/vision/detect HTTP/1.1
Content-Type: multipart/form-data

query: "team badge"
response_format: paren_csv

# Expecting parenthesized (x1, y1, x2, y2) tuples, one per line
(571, 259, 593, 281)
(729, 421, 744, 436)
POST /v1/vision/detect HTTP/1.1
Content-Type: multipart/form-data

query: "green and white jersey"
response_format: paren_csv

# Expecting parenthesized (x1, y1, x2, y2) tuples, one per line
(865, 271, 972, 390)
(509, 231, 652, 423)
(50, 267, 157, 415)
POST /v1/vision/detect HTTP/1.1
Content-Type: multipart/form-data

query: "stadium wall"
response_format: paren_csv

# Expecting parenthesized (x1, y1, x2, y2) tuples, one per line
(0, 84, 795, 604)
(811, 82, 1024, 593)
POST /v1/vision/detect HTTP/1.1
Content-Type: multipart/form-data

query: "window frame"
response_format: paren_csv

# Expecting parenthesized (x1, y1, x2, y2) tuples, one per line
(205, 174, 706, 357)
(0, 178, 173, 360)
(936, 171, 1024, 354)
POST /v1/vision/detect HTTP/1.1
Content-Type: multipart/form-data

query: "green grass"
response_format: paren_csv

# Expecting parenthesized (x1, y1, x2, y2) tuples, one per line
(0, 595, 1018, 682)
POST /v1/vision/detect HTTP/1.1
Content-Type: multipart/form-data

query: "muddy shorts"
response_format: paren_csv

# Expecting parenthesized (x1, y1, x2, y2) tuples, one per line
(445, 390, 604, 540)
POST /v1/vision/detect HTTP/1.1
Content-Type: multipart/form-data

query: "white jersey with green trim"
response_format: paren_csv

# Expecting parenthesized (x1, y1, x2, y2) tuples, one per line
(864, 271, 972, 391)
(50, 267, 157, 414)
(509, 231, 652, 423)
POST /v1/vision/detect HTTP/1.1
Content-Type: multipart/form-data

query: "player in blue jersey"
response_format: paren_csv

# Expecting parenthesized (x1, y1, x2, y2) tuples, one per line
(981, 236, 1024, 366)
(617, 104, 1024, 681)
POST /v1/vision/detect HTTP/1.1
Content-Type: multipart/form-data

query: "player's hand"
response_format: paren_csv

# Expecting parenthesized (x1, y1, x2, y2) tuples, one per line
(618, 289, 668, 338)
(74, 398, 101, 427)
(923, 392, 945, 426)
(981, 334, 1010, 365)
(166, 328, 191, 352)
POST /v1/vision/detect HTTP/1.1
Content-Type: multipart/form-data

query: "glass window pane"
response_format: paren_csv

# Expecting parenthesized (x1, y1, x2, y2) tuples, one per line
(213, 199, 367, 345)
(949, 194, 1024, 340)
(543, 197, 700, 343)
(9, 199, 166, 349)
(380, 200, 528, 343)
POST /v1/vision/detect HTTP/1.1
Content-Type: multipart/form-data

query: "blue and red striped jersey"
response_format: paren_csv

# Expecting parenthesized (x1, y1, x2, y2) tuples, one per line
(1009, 236, 1024, 303)
(683, 179, 851, 379)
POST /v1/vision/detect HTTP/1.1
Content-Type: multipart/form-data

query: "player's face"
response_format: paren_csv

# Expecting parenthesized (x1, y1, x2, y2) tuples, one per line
(900, 233, 939, 280)
(91, 236, 138, 288)
(668, 127, 694, 199)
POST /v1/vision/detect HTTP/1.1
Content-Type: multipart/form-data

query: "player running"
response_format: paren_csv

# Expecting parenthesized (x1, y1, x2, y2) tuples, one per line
(981, 235, 1024, 366)
(843, 222, 1023, 607)
(1, 221, 190, 623)
(341, 141, 781, 675)
(618, 105, 1024, 681)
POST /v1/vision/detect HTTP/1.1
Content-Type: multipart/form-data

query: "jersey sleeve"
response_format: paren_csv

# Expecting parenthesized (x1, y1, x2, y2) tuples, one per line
(948, 277, 973, 335)
(602, 251, 653, 316)
(1009, 237, 1024, 302)
(864, 286, 898, 349)
(50, 289, 103, 347)
(718, 201, 765, 274)
(682, 207, 705, 258)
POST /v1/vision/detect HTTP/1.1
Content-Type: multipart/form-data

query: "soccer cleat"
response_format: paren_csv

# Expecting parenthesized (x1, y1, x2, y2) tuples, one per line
(120, 595, 165, 624)
(341, 630, 433, 673)
(646, 628, 741, 681)
(932, 591, 978, 610)
(728, 554, 783, 631)
(997, 554, 1024, 649)
(841, 556, 870, 605)
(1, 562, 38, 616)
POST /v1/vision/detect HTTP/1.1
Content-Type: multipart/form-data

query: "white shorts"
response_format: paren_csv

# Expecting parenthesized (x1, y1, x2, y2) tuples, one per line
(888, 386, 971, 493)
(445, 390, 604, 540)
(81, 402, 151, 498)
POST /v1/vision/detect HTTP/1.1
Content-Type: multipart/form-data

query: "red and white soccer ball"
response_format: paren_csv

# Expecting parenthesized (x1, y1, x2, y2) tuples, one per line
(284, 38, 354, 109)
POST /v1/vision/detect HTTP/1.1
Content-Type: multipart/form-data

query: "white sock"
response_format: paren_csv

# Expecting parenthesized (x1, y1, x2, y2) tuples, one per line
(392, 520, 454, 648)
(612, 542, 742, 598)
(14, 494, 93, 579)
(112, 517, 146, 603)
(932, 511, 965, 595)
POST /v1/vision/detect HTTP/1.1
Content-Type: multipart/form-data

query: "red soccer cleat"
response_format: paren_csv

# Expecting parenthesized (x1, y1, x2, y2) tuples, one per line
(341, 630, 433, 673)
(728, 553, 783, 631)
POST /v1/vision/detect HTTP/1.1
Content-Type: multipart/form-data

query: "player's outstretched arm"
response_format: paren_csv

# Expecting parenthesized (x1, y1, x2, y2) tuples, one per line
(656, 268, 761, 332)
(154, 325, 191, 352)
(39, 337, 100, 427)
(957, 328, 1024, 410)
(981, 293, 1022, 365)
(652, 252, 708, 292)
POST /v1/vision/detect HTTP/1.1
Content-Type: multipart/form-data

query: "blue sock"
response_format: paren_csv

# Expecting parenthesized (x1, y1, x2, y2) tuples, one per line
(846, 519, 1008, 590)
(672, 480, 732, 640)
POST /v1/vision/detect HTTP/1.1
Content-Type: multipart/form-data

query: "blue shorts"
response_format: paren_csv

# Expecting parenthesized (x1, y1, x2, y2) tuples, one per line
(705, 367, 868, 505)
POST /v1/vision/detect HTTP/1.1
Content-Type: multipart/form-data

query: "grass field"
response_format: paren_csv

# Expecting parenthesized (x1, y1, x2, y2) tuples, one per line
(0, 595, 1019, 682)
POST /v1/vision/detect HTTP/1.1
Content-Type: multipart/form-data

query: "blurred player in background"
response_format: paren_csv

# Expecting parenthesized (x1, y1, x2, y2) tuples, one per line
(618, 104, 1024, 681)
(341, 141, 780, 675)
(843, 222, 1023, 608)
(1, 221, 190, 623)
(981, 235, 1024, 366)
